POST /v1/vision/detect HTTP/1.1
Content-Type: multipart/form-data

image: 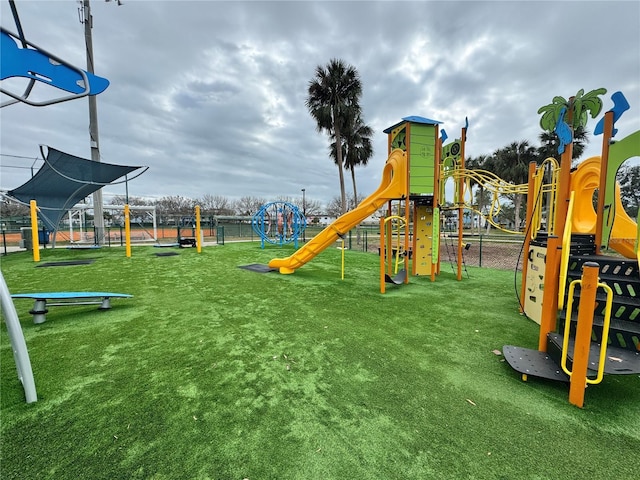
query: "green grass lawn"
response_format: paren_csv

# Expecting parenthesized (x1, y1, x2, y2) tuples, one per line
(1, 243, 638, 479)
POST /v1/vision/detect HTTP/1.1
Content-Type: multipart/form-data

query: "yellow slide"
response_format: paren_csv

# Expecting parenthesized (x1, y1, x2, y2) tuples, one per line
(570, 156, 638, 259)
(269, 149, 408, 274)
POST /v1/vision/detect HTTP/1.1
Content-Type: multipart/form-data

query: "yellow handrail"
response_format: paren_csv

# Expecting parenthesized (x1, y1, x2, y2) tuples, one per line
(561, 278, 614, 385)
(383, 215, 406, 274)
(380, 215, 407, 293)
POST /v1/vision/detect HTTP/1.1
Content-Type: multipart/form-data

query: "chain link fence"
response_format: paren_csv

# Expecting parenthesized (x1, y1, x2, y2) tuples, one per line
(2, 217, 526, 271)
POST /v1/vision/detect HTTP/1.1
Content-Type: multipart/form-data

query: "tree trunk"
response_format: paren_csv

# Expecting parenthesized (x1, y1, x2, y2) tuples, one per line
(350, 167, 358, 209)
(333, 105, 347, 214)
(514, 193, 522, 231)
(337, 161, 346, 213)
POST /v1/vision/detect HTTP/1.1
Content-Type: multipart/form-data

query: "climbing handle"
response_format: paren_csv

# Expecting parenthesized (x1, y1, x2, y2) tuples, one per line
(560, 277, 614, 385)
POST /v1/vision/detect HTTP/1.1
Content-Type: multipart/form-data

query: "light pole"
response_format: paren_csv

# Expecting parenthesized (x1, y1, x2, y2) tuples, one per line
(81, 0, 104, 245)
(80, 0, 121, 245)
(301, 188, 306, 242)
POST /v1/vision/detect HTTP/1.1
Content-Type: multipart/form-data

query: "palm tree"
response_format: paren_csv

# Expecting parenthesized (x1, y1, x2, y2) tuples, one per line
(492, 141, 538, 230)
(466, 154, 492, 234)
(330, 111, 374, 207)
(306, 59, 363, 214)
(538, 125, 589, 164)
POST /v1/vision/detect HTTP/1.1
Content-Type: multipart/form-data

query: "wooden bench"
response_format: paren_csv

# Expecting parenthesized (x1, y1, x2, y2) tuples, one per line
(11, 292, 132, 324)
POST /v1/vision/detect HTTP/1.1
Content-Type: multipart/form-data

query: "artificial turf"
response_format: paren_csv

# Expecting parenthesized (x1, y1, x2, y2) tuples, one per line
(1, 243, 638, 479)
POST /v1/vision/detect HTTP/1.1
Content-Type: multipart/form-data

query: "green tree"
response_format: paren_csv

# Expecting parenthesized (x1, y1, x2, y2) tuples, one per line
(538, 125, 589, 164)
(330, 111, 374, 207)
(306, 59, 363, 214)
(492, 141, 538, 230)
(465, 154, 492, 234)
(618, 164, 640, 218)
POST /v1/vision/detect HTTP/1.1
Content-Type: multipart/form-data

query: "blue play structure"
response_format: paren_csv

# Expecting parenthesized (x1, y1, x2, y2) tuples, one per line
(11, 291, 133, 324)
(252, 201, 306, 249)
(1, 0, 109, 108)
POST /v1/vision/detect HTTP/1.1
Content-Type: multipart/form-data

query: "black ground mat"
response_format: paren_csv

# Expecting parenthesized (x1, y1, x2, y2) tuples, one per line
(37, 260, 95, 267)
(238, 264, 277, 273)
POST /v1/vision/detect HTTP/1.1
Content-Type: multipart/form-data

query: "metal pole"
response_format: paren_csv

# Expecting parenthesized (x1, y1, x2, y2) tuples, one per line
(82, 0, 104, 245)
(301, 188, 306, 242)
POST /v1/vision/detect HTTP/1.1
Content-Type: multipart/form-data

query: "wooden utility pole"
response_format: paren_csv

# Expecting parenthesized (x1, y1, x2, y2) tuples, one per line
(81, 0, 105, 244)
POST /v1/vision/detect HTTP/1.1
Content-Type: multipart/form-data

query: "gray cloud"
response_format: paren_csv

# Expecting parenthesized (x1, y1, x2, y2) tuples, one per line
(2, 0, 638, 208)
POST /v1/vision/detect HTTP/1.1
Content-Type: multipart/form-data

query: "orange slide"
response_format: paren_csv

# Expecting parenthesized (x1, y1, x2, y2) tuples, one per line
(269, 149, 408, 274)
(570, 156, 638, 259)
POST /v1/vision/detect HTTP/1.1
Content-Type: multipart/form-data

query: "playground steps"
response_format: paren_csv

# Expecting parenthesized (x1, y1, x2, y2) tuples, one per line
(532, 232, 597, 255)
(559, 253, 640, 349)
(554, 252, 640, 375)
(504, 246, 640, 382)
(545, 332, 640, 376)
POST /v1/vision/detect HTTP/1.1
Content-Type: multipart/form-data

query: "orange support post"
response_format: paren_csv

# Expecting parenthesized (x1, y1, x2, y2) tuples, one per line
(379, 217, 386, 294)
(595, 111, 613, 254)
(520, 162, 538, 312)
(538, 235, 561, 351)
(568, 262, 600, 408)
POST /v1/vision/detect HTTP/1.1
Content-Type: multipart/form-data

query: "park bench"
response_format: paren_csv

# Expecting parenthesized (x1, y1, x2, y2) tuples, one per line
(179, 237, 197, 248)
(11, 292, 132, 324)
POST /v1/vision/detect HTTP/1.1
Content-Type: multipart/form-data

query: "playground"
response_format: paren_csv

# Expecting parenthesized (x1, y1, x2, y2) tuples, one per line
(1, 4, 639, 475)
(2, 91, 639, 477)
(1, 244, 638, 479)
(2, 99, 640, 478)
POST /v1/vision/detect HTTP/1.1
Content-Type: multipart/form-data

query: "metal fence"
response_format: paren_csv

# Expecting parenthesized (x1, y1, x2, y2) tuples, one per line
(2, 219, 526, 271)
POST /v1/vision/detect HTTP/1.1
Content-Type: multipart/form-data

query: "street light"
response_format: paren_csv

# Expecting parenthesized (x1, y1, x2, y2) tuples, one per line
(301, 188, 306, 242)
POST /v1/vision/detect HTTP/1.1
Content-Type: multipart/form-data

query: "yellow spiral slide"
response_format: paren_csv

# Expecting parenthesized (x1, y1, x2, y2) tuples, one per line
(570, 156, 638, 259)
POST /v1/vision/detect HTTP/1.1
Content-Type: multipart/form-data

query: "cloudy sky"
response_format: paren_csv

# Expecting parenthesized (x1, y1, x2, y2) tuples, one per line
(1, 0, 639, 209)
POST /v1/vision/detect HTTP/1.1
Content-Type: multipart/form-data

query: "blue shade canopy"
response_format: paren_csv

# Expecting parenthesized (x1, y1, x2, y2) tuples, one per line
(7, 147, 145, 233)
